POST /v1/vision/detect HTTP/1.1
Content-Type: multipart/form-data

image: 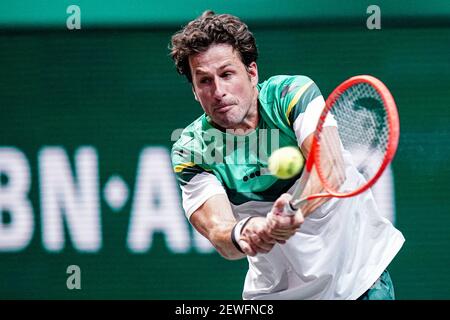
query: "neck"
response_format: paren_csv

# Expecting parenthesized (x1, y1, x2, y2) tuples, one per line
(234, 103, 259, 134)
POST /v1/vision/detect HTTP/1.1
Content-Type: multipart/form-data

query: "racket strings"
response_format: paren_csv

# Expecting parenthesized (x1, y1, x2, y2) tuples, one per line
(322, 83, 390, 186)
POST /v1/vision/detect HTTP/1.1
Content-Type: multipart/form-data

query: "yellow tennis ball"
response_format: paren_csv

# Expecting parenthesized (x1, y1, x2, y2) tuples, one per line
(268, 146, 304, 179)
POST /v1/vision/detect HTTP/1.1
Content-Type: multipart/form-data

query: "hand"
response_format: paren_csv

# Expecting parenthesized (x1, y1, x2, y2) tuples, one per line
(237, 194, 304, 257)
(265, 193, 304, 242)
(238, 217, 277, 257)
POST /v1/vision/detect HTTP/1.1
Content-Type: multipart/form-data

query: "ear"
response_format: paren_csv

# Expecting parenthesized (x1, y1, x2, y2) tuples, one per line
(247, 61, 259, 86)
(192, 86, 199, 101)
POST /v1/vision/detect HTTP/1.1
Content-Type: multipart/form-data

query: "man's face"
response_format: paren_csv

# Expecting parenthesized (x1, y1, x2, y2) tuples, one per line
(189, 43, 258, 130)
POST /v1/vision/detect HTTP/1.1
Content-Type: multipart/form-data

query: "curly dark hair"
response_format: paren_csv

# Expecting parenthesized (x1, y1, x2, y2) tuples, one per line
(170, 10, 258, 82)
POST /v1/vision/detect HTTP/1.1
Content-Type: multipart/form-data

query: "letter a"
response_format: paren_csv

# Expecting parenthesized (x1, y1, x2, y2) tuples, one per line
(66, 265, 81, 290)
(66, 5, 81, 30)
(366, 5, 381, 30)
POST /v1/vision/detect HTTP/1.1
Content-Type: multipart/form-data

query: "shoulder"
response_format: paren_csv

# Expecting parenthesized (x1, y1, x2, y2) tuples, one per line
(171, 116, 220, 188)
(258, 75, 323, 127)
(171, 115, 205, 166)
(257, 75, 316, 103)
(172, 114, 205, 150)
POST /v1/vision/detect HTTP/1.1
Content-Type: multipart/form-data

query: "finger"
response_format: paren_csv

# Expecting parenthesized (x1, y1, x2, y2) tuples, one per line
(239, 240, 256, 256)
(249, 234, 274, 253)
(295, 210, 304, 225)
(268, 215, 300, 230)
(266, 211, 290, 228)
(278, 210, 304, 228)
(269, 234, 289, 241)
(267, 223, 298, 237)
(269, 231, 297, 241)
(270, 229, 297, 237)
(272, 193, 293, 214)
(257, 229, 277, 244)
(248, 233, 274, 253)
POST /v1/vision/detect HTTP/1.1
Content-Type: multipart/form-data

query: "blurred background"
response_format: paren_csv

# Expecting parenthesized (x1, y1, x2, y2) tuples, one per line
(0, 0, 449, 299)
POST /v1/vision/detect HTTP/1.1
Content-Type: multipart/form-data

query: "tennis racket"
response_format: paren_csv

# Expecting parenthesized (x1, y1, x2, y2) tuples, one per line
(284, 75, 400, 215)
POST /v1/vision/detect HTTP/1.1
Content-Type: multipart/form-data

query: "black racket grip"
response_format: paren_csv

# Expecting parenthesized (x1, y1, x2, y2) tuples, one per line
(283, 201, 297, 216)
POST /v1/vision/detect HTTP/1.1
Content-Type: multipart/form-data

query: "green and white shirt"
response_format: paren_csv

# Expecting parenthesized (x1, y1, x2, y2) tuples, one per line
(171, 75, 404, 300)
(172, 75, 329, 215)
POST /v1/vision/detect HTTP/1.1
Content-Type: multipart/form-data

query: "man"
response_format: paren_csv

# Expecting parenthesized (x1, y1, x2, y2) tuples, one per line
(170, 10, 404, 300)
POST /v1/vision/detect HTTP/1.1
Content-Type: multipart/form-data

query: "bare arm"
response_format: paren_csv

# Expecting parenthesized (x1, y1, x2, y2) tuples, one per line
(189, 194, 247, 260)
(190, 193, 304, 259)
(298, 126, 346, 217)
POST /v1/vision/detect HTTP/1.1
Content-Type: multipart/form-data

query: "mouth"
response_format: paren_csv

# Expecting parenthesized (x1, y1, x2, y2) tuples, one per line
(214, 104, 234, 114)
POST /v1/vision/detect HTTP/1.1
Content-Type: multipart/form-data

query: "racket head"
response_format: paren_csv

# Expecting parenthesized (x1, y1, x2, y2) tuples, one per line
(312, 75, 399, 198)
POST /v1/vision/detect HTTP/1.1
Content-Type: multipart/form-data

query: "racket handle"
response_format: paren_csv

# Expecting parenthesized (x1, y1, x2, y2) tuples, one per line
(283, 201, 298, 216)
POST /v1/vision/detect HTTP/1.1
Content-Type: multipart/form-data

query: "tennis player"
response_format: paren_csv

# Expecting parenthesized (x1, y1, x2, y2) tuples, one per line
(170, 10, 405, 300)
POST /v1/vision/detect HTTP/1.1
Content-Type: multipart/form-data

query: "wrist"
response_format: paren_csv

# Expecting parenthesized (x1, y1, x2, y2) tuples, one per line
(231, 216, 255, 254)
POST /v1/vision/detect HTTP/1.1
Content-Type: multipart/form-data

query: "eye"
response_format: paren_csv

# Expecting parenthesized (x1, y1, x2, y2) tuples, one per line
(199, 77, 211, 84)
(221, 72, 232, 78)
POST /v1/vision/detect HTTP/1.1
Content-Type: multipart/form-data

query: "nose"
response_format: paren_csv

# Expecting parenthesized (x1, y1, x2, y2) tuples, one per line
(212, 77, 226, 100)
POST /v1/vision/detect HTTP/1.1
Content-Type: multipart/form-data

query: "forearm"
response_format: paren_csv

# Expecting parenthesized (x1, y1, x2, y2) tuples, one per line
(189, 199, 247, 260)
(299, 127, 346, 217)
(298, 167, 332, 217)
(207, 221, 247, 260)
(189, 195, 298, 259)
(299, 167, 346, 217)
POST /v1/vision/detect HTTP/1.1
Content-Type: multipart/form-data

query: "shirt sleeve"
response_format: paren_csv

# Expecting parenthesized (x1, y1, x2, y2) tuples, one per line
(179, 171, 227, 220)
(277, 75, 337, 147)
(292, 95, 338, 147)
(171, 144, 226, 220)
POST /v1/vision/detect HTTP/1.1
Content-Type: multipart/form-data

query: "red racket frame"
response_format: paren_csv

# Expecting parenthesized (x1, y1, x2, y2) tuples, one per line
(293, 75, 400, 206)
